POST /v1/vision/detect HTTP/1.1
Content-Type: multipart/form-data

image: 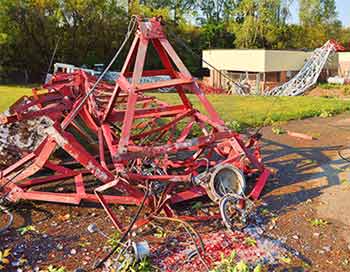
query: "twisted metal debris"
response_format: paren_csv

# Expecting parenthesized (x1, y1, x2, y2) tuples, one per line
(0, 17, 270, 266)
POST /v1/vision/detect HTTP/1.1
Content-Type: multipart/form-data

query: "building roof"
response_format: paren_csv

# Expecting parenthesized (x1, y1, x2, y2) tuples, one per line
(202, 49, 312, 73)
(338, 52, 350, 63)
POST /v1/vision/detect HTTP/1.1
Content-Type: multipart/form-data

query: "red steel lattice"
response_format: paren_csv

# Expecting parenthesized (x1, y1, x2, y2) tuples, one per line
(0, 16, 270, 233)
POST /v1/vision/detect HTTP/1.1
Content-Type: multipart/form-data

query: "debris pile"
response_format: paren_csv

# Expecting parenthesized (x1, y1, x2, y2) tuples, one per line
(0, 113, 52, 169)
(152, 229, 284, 271)
(0, 16, 270, 268)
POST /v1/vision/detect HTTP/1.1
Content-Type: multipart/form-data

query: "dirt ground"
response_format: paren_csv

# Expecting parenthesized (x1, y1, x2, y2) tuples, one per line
(307, 86, 350, 98)
(260, 112, 350, 271)
(2, 112, 350, 271)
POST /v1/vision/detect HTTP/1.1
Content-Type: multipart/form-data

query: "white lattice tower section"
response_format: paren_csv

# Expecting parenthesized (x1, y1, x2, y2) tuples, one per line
(266, 40, 339, 96)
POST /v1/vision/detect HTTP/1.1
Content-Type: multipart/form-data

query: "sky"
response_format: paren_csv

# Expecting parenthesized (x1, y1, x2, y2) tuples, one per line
(289, 0, 350, 26)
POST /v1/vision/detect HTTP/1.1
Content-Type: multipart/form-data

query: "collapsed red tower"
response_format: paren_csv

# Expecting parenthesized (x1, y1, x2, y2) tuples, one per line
(0, 16, 270, 232)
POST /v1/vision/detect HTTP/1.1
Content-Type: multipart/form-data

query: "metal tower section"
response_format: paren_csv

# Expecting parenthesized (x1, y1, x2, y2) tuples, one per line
(266, 40, 344, 96)
(0, 16, 270, 234)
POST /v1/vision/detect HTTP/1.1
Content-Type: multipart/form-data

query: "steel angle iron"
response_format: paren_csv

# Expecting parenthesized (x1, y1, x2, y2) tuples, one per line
(0, 16, 270, 235)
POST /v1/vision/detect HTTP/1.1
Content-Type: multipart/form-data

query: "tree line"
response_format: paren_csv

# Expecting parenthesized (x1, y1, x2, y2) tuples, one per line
(0, 0, 349, 83)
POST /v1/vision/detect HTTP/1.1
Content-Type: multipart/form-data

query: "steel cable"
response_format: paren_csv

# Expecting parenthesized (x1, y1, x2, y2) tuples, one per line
(93, 181, 151, 270)
(44, 37, 61, 84)
(152, 215, 210, 272)
(166, 27, 246, 95)
(338, 146, 350, 163)
(163, 22, 282, 134)
(62, 15, 138, 130)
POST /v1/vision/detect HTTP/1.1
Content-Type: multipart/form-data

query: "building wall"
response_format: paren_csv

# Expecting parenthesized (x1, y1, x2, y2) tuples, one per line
(203, 49, 339, 72)
(203, 49, 343, 93)
(264, 51, 310, 72)
(338, 52, 350, 78)
(203, 49, 313, 73)
(203, 49, 266, 72)
(338, 52, 350, 62)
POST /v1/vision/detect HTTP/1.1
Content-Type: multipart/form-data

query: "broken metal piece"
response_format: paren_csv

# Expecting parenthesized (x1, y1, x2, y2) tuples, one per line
(206, 164, 246, 203)
(132, 241, 150, 261)
(0, 204, 13, 234)
(219, 194, 254, 231)
(286, 131, 314, 140)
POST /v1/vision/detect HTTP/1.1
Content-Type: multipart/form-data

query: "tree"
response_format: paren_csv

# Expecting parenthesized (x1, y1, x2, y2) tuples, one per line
(299, 0, 322, 26)
(299, 0, 341, 48)
(0, 0, 348, 84)
(0, 0, 62, 81)
(339, 27, 350, 50)
(0, 0, 129, 82)
(321, 0, 342, 38)
(138, 0, 196, 24)
(195, 0, 239, 50)
(228, 0, 291, 48)
(197, 0, 241, 24)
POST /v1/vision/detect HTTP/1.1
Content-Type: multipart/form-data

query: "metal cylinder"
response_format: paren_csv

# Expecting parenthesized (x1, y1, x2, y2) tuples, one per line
(132, 241, 150, 260)
(206, 164, 246, 203)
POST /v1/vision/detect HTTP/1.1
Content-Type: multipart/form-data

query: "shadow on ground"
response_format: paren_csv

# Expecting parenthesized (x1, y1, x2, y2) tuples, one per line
(261, 138, 349, 214)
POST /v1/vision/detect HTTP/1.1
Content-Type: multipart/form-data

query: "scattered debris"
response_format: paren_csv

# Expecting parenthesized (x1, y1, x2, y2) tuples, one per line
(292, 235, 299, 240)
(152, 227, 286, 271)
(45, 265, 66, 272)
(279, 256, 292, 264)
(0, 115, 52, 168)
(272, 127, 285, 135)
(286, 131, 314, 140)
(327, 76, 349, 85)
(0, 248, 11, 270)
(320, 110, 333, 118)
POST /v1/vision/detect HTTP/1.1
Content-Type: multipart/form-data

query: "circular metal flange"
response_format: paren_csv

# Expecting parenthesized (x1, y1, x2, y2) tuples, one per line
(206, 164, 246, 203)
(0, 205, 14, 234)
(219, 194, 248, 231)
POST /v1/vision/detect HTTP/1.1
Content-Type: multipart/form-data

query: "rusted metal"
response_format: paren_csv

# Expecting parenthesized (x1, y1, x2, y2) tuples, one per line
(286, 131, 314, 140)
(0, 16, 269, 236)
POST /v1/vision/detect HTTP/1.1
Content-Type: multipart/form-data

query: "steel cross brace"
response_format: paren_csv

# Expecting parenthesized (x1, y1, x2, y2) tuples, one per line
(0, 16, 270, 236)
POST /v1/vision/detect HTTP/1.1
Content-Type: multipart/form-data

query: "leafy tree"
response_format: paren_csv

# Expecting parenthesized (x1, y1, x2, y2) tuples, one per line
(0, 0, 128, 82)
(299, 0, 341, 48)
(197, 0, 241, 24)
(0, 0, 348, 84)
(200, 22, 235, 49)
(138, 0, 196, 24)
(228, 0, 291, 49)
(321, 0, 342, 38)
(196, 0, 238, 49)
(299, 0, 323, 26)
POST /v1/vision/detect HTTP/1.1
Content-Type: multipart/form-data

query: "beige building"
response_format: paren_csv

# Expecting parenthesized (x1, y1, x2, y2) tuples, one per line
(338, 52, 350, 78)
(202, 49, 339, 94)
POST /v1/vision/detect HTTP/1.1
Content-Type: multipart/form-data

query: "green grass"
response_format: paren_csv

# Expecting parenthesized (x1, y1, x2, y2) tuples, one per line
(317, 83, 350, 90)
(0, 85, 37, 112)
(151, 93, 350, 127)
(1, 85, 350, 128)
(317, 83, 350, 95)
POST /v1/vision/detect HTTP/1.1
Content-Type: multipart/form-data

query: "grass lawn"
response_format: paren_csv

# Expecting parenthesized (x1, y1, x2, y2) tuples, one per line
(151, 93, 350, 128)
(1, 85, 350, 128)
(0, 85, 38, 112)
